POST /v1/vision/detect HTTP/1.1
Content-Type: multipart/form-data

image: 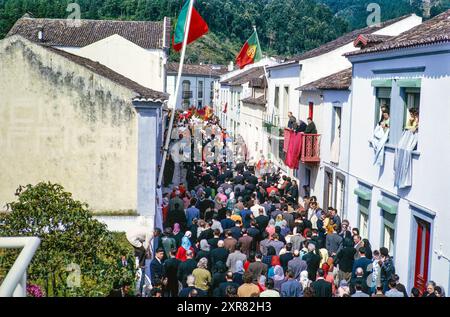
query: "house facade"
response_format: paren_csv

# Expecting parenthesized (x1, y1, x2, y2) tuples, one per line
(6, 15, 171, 92)
(0, 36, 167, 221)
(343, 11, 450, 294)
(166, 63, 227, 109)
(263, 14, 422, 201)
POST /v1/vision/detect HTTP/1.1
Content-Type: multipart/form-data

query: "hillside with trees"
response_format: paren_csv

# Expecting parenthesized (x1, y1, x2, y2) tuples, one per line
(1, 0, 449, 64)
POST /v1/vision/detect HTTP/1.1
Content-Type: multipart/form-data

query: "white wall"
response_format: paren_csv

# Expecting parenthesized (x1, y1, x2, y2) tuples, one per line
(346, 43, 450, 292)
(166, 74, 218, 109)
(59, 35, 166, 92)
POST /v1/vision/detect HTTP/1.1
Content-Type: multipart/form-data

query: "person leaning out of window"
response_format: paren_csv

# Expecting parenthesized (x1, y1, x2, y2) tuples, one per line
(405, 108, 419, 133)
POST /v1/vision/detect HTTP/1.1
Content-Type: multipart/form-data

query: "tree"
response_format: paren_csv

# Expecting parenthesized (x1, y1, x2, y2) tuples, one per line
(0, 182, 135, 297)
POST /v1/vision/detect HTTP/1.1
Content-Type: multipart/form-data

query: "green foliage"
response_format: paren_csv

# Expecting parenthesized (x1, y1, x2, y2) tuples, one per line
(0, 182, 135, 297)
(1, 0, 449, 64)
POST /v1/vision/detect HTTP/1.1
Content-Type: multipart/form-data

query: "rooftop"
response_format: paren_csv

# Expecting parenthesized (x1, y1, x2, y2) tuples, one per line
(288, 14, 415, 62)
(221, 67, 265, 86)
(241, 95, 267, 106)
(7, 15, 171, 50)
(296, 68, 352, 91)
(346, 10, 450, 57)
(167, 63, 227, 77)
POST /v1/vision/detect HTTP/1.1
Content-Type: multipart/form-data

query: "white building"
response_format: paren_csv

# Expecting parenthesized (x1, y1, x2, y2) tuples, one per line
(6, 14, 171, 92)
(308, 11, 450, 293)
(166, 63, 227, 109)
(264, 14, 422, 198)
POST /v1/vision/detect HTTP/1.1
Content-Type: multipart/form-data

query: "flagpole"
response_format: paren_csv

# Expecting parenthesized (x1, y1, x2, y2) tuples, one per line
(253, 25, 269, 83)
(158, 0, 195, 188)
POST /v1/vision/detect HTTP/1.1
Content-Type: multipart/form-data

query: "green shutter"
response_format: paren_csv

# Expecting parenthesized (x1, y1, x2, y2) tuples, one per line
(354, 187, 371, 201)
(376, 87, 391, 99)
(372, 79, 392, 88)
(377, 199, 397, 215)
(397, 79, 421, 88)
(358, 197, 370, 215)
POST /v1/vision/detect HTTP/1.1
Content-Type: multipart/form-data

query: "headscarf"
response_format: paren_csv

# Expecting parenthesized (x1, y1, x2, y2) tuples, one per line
(198, 257, 208, 269)
(268, 219, 275, 227)
(271, 256, 281, 267)
(235, 260, 244, 274)
(300, 271, 310, 289)
(184, 231, 192, 239)
(181, 236, 191, 251)
(322, 263, 330, 276)
(200, 239, 210, 252)
(273, 265, 285, 281)
(173, 223, 181, 235)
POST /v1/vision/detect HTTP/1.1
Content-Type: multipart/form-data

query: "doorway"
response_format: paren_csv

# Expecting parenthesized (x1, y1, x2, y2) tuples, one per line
(414, 218, 431, 295)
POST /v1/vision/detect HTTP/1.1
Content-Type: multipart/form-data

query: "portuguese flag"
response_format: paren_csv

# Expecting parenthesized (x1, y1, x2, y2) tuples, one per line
(172, 0, 209, 52)
(236, 30, 263, 69)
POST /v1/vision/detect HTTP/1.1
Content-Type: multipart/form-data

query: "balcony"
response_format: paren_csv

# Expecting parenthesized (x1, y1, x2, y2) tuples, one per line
(301, 133, 321, 164)
(182, 91, 193, 99)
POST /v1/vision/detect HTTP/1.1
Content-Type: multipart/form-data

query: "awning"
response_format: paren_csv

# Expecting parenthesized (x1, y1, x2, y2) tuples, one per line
(354, 187, 371, 201)
(397, 78, 421, 88)
(371, 79, 392, 88)
(377, 199, 397, 215)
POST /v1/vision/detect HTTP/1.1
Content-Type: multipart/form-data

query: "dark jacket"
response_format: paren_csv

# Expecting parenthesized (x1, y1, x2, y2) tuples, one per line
(179, 286, 207, 297)
(255, 215, 270, 233)
(214, 281, 240, 297)
(163, 257, 181, 291)
(177, 258, 197, 287)
(230, 226, 242, 240)
(221, 218, 236, 231)
(305, 121, 317, 134)
(150, 258, 165, 286)
(210, 247, 229, 270)
(352, 256, 373, 278)
(303, 251, 321, 282)
(335, 247, 356, 273)
(280, 252, 294, 272)
(311, 278, 332, 297)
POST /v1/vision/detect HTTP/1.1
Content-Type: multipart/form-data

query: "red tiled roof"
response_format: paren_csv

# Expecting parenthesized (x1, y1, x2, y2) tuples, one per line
(296, 68, 352, 91)
(7, 16, 171, 50)
(167, 63, 227, 77)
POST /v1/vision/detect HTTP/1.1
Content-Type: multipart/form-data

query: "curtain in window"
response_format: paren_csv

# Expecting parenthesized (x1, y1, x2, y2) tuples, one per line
(394, 130, 418, 188)
(370, 125, 390, 166)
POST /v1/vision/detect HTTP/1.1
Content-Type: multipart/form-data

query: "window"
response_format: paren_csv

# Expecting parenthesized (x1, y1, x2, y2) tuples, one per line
(198, 80, 203, 99)
(274, 86, 280, 108)
(358, 198, 370, 240)
(210, 81, 214, 101)
(375, 87, 391, 128)
(198, 100, 203, 108)
(378, 195, 398, 255)
(283, 86, 289, 126)
(402, 87, 420, 131)
(323, 169, 333, 209)
(335, 174, 345, 215)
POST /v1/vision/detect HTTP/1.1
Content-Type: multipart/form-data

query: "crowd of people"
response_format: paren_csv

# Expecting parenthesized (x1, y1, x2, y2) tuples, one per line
(124, 114, 443, 298)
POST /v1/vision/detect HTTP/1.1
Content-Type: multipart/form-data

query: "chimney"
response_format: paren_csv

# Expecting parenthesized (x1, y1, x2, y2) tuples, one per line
(228, 61, 234, 72)
(37, 27, 44, 42)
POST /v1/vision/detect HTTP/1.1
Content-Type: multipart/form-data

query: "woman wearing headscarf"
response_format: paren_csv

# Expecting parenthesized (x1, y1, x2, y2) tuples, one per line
(268, 256, 281, 277)
(280, 220, 290, 237)
(192, 258, 211, 292)
(273, 265, 286, 291)
(265, 219, 276, 238)
(232, 260, 245, 286)
(300, 270, 311, 290)
(176, 233, 195, 262)
(172, 223, 184, 248)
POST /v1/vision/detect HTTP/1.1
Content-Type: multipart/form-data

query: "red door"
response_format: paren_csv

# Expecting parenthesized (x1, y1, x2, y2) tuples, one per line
(308, 102, 314, 119)
(414, 219, 431, 295)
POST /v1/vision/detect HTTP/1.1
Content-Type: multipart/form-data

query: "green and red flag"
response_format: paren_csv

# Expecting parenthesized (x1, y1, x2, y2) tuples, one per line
(172, 0, 209, 52)
(236, 30, 263, 69)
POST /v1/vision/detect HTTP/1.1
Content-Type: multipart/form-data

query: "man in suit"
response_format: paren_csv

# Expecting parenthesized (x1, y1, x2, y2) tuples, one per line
(255, 208, 270, 233)
(177, 250, 197, 287)
(230, 220, 243, 240)
(303, 242, 321, 282)
(221, 211, 236, 231)
(214, 271, 239, 297)
(352, 247, 372, 279)
(163, 249, 181, 297)
(280, 243, 294, 272)
(280, 269, 303, 297)
(248, 252, 268, 281)
(150, 248, 165, 287)
(351, 281, 370, 297)
(350, 267, 370, 295)
(238, 228, 253, 257)
(210, 240, 229, 271)
(311, 268, 332, 297)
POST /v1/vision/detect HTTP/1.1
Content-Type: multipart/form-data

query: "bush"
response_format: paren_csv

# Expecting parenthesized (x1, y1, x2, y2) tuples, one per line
(0, 182, 135, 297)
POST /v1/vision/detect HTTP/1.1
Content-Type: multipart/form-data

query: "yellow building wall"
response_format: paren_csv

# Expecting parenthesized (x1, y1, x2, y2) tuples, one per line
(0, 37, 138, 212)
